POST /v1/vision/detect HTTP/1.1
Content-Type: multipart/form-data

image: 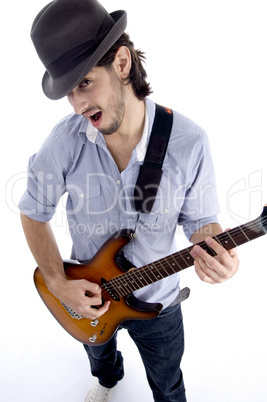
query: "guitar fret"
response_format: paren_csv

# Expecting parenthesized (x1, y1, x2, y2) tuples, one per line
(149, 263, 164, 280)
(128, 275, 141, 292)
(214, 235, 222, 246)
(179, 251, 191, 267)
(239, 226, 250, 242)
(142, 265, 159, 284)
(164, 260, 178, 274)
(112, 285, 124, 297)
(133, 269, 150, 286)
(132, 276, 145, 289)
(184, 251, 194, 265)
(111, 277, 131, 295)
(206, 245, 216, 256)
(218, 232, 234, 248)
(115, 273, 141, 294)
(243, 221, 262, 240)
(169, 254, 185, 271)
(122, 279, 135, 293)
(127, 271, 146, 290)
(226, 231, 238, 247)
(157, 259, 173, 276)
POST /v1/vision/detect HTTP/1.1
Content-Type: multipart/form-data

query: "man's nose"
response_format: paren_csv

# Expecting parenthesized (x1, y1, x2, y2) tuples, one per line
(67, 90, 88, 115)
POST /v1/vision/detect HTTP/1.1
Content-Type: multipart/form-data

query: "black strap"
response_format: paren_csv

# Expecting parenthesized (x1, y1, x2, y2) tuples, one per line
(134, 104, 173, 213)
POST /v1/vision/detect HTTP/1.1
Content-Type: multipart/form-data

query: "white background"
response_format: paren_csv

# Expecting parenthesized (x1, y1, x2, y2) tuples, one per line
(1, 0, 267, 401)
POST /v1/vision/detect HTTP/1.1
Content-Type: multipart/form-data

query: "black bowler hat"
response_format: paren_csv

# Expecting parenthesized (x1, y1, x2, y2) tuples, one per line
(31, 0, 127, 100)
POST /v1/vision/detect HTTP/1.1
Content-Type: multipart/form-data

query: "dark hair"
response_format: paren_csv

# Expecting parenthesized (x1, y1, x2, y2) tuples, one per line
(97, 33, 152, 101)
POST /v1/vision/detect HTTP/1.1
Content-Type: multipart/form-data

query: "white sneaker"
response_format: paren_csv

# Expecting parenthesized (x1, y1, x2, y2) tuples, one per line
(85, 381, 114, 402)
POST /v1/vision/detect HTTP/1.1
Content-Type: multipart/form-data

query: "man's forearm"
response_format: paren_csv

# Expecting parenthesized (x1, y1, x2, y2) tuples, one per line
(190, 223, 223, 245)
(20, 213, 110, 319)
(20, 213, 66, 291)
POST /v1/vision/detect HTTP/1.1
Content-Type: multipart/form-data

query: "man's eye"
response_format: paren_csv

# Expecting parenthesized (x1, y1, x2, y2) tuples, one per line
(79, 79, 91, 88)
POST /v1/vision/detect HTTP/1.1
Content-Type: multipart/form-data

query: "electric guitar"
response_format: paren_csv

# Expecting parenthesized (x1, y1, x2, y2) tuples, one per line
(34, 206, 267, 345)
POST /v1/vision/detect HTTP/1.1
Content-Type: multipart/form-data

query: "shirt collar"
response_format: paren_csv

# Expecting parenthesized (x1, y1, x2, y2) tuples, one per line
(86, 120, 98, 143)
(83, 102, 150, 161)
(135, 104, 149, 162)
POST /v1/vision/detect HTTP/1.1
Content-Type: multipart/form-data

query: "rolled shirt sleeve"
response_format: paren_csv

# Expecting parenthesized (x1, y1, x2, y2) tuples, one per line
(18, 116, 79, 222)
(19, 156, 64, 222)
(177, 129, 220, 240)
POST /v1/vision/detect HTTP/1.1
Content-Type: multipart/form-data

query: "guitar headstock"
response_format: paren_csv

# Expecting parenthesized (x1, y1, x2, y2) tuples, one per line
(260, 204, 267, 233)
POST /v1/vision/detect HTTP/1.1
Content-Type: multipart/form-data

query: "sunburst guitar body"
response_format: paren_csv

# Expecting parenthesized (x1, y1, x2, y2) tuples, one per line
(34, 207, 267, 345)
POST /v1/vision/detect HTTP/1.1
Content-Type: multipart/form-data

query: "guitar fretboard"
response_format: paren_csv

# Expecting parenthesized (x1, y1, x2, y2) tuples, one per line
(103, 211, 267, 297)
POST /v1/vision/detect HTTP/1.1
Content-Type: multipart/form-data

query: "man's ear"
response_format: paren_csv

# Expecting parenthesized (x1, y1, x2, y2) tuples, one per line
(112, 46, 132, 80)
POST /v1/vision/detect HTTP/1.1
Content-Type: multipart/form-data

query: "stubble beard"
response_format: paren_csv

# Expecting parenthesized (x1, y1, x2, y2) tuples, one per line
(98, 70, 126, 136)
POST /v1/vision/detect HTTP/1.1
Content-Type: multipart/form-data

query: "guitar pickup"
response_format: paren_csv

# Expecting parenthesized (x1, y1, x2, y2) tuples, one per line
(85, 291, 105, 309)
(101, 278, 120, 301)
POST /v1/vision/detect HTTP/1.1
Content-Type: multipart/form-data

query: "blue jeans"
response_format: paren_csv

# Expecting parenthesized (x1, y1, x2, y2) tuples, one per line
(83, 304, 186, 401)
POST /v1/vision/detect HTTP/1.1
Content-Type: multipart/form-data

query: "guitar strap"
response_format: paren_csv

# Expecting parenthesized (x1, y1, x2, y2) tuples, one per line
(134, 104, 173, 213)
(134, 104, 190, 307)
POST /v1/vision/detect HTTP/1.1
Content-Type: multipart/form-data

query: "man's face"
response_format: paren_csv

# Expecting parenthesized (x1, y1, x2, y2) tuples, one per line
(67, 65, 126, 135)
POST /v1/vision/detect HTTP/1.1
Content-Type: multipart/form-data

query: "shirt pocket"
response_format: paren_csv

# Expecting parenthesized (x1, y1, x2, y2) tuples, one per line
(83, 184, 103, 215)
(66, 182, 106, 218)
(137, 194, 180, 237)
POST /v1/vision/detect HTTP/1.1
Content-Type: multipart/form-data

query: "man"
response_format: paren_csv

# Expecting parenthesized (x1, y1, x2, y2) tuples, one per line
(19, 0, 239, 401)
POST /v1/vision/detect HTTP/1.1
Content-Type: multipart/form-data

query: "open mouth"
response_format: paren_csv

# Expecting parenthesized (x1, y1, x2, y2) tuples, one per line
(90, 111, 102, 122)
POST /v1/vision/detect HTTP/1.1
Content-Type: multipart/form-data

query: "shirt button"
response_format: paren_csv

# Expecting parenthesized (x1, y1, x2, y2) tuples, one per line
(164, 208, 169, 214)
(80, 193, 85, 198)
(117, 180, 121, 185)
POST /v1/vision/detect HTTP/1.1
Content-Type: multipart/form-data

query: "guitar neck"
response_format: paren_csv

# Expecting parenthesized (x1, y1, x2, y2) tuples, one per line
(109, 209, 267, 296)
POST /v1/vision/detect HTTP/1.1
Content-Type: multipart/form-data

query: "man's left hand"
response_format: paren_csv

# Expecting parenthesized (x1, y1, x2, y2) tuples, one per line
(190, 229, 239, 284)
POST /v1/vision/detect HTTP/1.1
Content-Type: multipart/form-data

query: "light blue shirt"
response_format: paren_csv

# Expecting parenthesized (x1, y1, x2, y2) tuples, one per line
(19, 98, 220, 309)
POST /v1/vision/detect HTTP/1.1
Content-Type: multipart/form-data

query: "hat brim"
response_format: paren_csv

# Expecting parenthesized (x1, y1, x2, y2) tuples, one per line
(42, 10, 127, 100)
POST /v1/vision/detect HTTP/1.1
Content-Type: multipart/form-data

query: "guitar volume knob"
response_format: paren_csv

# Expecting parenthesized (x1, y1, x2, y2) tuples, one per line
(91, 319, 99, 327)
(89, 335, 98, 343)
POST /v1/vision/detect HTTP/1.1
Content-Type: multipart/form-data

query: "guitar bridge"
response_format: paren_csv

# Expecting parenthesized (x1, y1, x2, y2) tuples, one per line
(61, 302, 84, 320)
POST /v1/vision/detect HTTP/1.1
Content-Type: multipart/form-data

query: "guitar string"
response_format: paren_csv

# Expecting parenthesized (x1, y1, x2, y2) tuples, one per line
(108, 216, 267, 292)
(105, 216, 267, 297)
(100, 215, 267, 296)
(99, 215, 267, 296)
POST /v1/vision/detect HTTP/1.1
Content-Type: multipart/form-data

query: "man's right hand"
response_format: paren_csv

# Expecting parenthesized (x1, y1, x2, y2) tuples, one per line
(48, 277, 111, 320)
(20, 215, 111, 320)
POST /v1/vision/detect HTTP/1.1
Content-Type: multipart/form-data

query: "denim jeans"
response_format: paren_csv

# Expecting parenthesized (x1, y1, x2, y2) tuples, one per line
(83, 304, 186, 401)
